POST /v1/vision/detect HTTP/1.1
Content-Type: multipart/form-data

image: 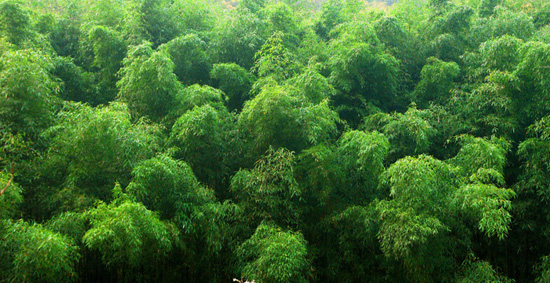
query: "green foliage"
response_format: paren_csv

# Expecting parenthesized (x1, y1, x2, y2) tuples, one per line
(168, 105, 235, 189)
(363, 106, 436, 161)
(237, 222, 311, 283)
(413, 57, 460, 106)
(160, 34, 212, 85)
(337, 130, 390, 203)
(479, 35, 523, 72)
(211, 63, 256, 111)
(535, 255, 550, 283)
(3, 0, 550, 281)
(52, 57, 95, 103)
(171, 0, 216, 33)
(260, 2, 299, 36)
(377, 155, 459, 281)
(0, 48, 57, 138)
(285, 62, 335, 104)
(0, 220, 79, 283)
(42, 102, 161, 201)
(323, 205, 383, 282)
(88, 25, 126, 104)
(117, 42, 182, 121)
(534, 3, 550, 29)
(453, 183, 515, 239)
(471, 7, 534, 46)
(328, 21, 401, 123)
(238, 83, 339, 159)
(514, 41, 550, 124)
(0, 172, 22, 219)
(450, 135, 511, 178)
(211, 8, 266, 69)
(458, 257, 513, 283)
(0, 0, 31, 46)
(230, 148, 302, 226)
(126, 154, 208, 219)
(253, 31, 302, 81)
(45, 211, 87, 244)
(83, 200, 173, 269)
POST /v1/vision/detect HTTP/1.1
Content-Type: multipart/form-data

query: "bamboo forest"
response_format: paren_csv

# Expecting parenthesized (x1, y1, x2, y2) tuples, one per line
(1, 0, 550, 281)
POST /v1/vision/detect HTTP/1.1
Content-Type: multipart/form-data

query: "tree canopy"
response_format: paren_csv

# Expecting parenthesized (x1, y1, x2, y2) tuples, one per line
(3, 0, 550, 282)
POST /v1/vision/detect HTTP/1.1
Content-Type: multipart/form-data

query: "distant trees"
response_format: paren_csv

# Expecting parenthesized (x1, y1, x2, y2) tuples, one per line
(3, 0, 550, 281)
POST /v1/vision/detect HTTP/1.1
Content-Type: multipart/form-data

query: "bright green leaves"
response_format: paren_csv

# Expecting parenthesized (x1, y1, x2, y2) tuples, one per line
(175, 84, 226, 114)
(0, 220, 80, 283)
(211, 63, 256, 112)
(458, 257, 513, 283)
(381, 155, 457, 213)
(253, 31, 301, 82)
(0, 171, 22, 219)
(295, 130, 389, 209)
(126, 155, 208, 220)
(238, 83, 338, 159)
(168, 104, 235, 190)
(514, 41, 550, 124)
(260, 2, 299, 37)
(0, 48, 57, 138)
(535, 255, 550, 283)
(454, 183, 515, 240)
(378, 203, 448, 260)
(237, 222, 310, 283)
(364, 106, 436, 161)
(117, 42, 182, 121)
(517, 116, 550, 201)
(160, 34, 211, 86)
(43, 102, 161, 202)
(376, 145, 514, 280)
(413, 57, 460, 106)
(450, 135, 510, 178)
(377, 155, 458, 281)
(450, 136, 514, 240)
(83, 200, 173, 270)
(211, 8, 265, 69)
(230, 148, 302, 226)
(479, 35, 523, 72)
(286, 63, 335, 105)
(337, 130, 389, 203)
(328, 22, 400, 125)
(0, 0, 32, 46)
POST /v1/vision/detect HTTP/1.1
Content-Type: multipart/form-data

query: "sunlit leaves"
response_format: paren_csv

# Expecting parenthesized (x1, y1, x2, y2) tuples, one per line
(337, 130, 389, 203)
(450, 135, 510, 178)
(0, 172, 22, 219)
(0, 48, 57, 138)
(0, 220, 80, 283)
(237, 222, 310, 283)
(453, 183, 515, 239)
(126, 154, 207, 219)
(458, 257, 513, 283)
(211, 8, 266, 69)
(117, 42, 182, 121)
(0, 0, 31, 46)
(160, 34, 211, 86)
(253, 31, 302, 82)
(413, 57, 459, 106)
(83, 200, 173, 269)
(169, 104, 235, 189)
(42, 102, 161, 201)
(238, 83, 338, 159)
(230, 148, 302, 226)
(211, 63, 256, 112)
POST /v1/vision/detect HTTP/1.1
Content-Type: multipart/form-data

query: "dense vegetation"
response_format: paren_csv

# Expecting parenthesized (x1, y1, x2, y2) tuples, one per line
(1, 0, 550, 281)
